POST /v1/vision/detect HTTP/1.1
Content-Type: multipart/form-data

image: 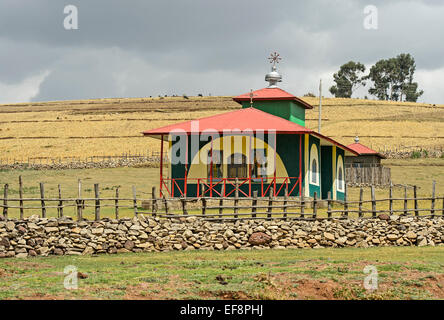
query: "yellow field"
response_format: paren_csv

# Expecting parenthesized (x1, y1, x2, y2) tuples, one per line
(0, 96, 442, 160)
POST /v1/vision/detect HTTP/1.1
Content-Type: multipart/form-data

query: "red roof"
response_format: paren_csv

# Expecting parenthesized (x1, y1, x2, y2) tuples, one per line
(347, 143, 386, 158)
(143, 107, 312, 136)
(233, 87, 313, 109)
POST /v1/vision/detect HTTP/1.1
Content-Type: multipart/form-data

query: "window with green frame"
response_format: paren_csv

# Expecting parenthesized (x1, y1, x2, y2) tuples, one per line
(252, 148, 267, 182)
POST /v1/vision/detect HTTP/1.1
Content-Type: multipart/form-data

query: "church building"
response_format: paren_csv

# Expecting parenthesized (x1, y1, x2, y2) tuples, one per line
(143, 54, 358, 200)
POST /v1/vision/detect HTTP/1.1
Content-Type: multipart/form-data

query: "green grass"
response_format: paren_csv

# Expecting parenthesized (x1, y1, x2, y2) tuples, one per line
(0, 246, 443, 300)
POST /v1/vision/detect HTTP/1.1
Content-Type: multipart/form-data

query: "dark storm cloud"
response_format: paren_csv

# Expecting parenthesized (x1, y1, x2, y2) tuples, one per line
(0, 0, 443, 103)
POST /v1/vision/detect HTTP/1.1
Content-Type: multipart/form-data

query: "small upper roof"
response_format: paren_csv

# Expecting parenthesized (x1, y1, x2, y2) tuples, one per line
(232, 87, 313, 109)
(347, 143, 386, 159)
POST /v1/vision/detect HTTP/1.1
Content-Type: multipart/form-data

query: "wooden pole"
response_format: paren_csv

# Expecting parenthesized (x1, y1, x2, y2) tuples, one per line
(219, 184, 224, 219)
(267, 189, 273, 219)
(201, 196, 206, 215)
(283, 188, 288, 218)
(300, 187, 305, 217)
(181, 197, 188, 215)
(19, 176, 24, 219)
(77, 179, 82, 221)
(94, 183, 100, 221)
(234, 178, 239, 218)
(163, 195, 169, 215)
(343, 184, 348, 218)
(115, 187, 119, 219)
(404, 186, 408, 215)
(371, 185, 376, 218)
(132, 186, 138, 217)
(2, 184, 8, 219)
(58, 184, 63, 218)
(327, 191, 332, 219)
(252, 190, 258, 218)
(389, 183, 393, 216)
(151, 186, 157, 216)
(358, 187, 363, 218)
(413, 185, 418, 217)
(431, 180, 436, 217)
(312, 191, 317, 219)
(39, 182, 46, 218)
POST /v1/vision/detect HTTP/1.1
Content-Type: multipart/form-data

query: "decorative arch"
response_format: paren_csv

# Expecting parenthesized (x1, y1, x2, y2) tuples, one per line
(310, 143, 319, 185)
(337, 154, 345, 192)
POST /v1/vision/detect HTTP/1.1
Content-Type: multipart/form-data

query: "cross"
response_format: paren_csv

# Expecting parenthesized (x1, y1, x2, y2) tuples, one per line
(268, 52, 282, 67)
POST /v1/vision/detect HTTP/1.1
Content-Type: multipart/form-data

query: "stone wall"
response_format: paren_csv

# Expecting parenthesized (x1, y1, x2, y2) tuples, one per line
(1, 215, 443, 258)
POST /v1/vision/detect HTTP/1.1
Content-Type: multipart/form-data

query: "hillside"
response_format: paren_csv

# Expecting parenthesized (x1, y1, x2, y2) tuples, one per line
(0, 96, 443, 160)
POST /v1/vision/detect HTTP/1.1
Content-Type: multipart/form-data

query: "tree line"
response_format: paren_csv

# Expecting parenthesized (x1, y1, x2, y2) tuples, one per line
(329, 53, 424, 102)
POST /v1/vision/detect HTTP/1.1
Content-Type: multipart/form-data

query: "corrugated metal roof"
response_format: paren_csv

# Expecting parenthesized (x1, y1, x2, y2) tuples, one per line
(233, 87, 313, 109)
(347, 143, 386, 158)
(142, 107, 312, 135)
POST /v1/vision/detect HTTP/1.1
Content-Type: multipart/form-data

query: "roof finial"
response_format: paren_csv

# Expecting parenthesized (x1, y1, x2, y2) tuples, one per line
(354, 136, 360, 143)
(265, 52, 282, 88)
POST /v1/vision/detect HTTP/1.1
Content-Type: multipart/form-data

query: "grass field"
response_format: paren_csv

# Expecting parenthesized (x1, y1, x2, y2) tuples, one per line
(0, 96, 442, 160)
(0, 246, 442, 300)
(0, 158, 442, 219)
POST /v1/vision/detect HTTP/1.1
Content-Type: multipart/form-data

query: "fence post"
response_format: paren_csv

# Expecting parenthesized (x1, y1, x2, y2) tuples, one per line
(358, 187, 363, 218)
(371, 185, 376, 218)
(389, 183, 393, 216)
(94, 183, 100, 221)
(252, 190, 258, 218)
(2, 184, 8, 219)
(413, 185, 418, 217)
(234, 178, 239, 219)
(219, 184, 224, 219)
(115, 187, 119, 219)
(58, 184, 63, 218)
(403, 186, 408, 215)
(18, 176, 24, 219)
(132, 186, 138, 217)
(181, 197, 188, 215)
(431, 180, 436, 217)
(312, 192, 317, 219)
(201, 196, 206, 215)
(151, 186, 157, 216)
(300, 187, 305, 217)
(343, 185, 348, 218)
(77, 179, 82, 221)
(39, 182, 46, 218)
(267, 189, 273, 219)
(327, 191, 332, 219)
(283, 189, 288, 218)
(163, 195, 169, 215)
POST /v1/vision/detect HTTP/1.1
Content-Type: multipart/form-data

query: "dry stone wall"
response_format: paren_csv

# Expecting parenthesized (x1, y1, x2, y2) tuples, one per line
(1, 215, 443, 258)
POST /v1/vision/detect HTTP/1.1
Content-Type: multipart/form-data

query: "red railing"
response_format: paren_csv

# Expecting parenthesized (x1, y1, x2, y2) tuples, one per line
(160, 176, 302, 198)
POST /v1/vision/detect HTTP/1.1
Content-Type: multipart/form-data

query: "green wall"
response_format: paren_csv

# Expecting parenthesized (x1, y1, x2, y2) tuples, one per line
(241, 101, 306, 126)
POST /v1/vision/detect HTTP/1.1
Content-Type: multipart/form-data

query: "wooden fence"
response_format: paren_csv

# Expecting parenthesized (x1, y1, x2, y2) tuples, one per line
(0, 150, 168, 166)
(345, 166, 391, 186)
(1, 177, 443, 222)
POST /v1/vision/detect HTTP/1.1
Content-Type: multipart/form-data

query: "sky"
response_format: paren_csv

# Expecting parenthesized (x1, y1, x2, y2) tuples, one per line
(0, 0, 444, 104)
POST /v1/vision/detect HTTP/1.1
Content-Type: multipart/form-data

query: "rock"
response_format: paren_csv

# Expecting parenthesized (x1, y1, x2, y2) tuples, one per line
(28, 250, 37, 257)
(183, 229, 193, 238)
(124, 240, 135, 250)
(248, 232, 271, 245)
(53, 248, 64, 255)
(173, 243, 182, 250)
(387, 234, 399, 241)
(378, 214, 390, 221)
(335, 236, 347, 245)
(17, 226, 27, 233)
(45, 227, 59, 233)
(77, 272, 88, 279)
(372, 238, 380, 244)
(324, 232, 335, 241)
(0, 237, 10, 247)
(390, 215, 400, 221)
(214, 243, 224, 250)
(38, 247, 50, 255)
(5, 221, 15, 231)
(16, 252, 28, 258)
(405, 231, 417, 239)
(418, 238, 427, 247)
(82, 247, 95, 255)
(91, 228, 104, 235)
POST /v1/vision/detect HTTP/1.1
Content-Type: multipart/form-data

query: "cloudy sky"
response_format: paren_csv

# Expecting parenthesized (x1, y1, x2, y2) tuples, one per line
(1, 0, 443, 104)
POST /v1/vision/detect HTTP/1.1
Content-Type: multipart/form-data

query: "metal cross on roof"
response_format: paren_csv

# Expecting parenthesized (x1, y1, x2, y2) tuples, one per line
(268, 52, 282, 66)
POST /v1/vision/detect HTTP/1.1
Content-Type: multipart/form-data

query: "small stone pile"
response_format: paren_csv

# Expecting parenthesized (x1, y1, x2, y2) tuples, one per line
(1, 215, 443, 258)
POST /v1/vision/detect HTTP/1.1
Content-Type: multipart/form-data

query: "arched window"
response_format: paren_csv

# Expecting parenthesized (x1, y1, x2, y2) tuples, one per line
(310, 144, 319, 185)
(207, 150, 222, 180)
(337, 155, 345, 192)
(311, 159, 317, 184)
(227, 153, 247, 179)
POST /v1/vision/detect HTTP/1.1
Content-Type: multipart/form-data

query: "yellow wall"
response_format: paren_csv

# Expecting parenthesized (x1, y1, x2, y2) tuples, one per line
(187, 135, 289, 180)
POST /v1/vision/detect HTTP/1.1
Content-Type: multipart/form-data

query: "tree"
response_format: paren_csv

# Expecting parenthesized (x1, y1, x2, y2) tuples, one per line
(329, 61, 366, 98)
(366, 53, 423, 102)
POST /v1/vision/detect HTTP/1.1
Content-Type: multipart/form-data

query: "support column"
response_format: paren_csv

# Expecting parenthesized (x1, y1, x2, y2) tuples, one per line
(304, 134, 309, 197)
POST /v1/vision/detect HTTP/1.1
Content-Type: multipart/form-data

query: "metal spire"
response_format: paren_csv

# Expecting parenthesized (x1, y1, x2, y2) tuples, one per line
(265, 52, 282, 88)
